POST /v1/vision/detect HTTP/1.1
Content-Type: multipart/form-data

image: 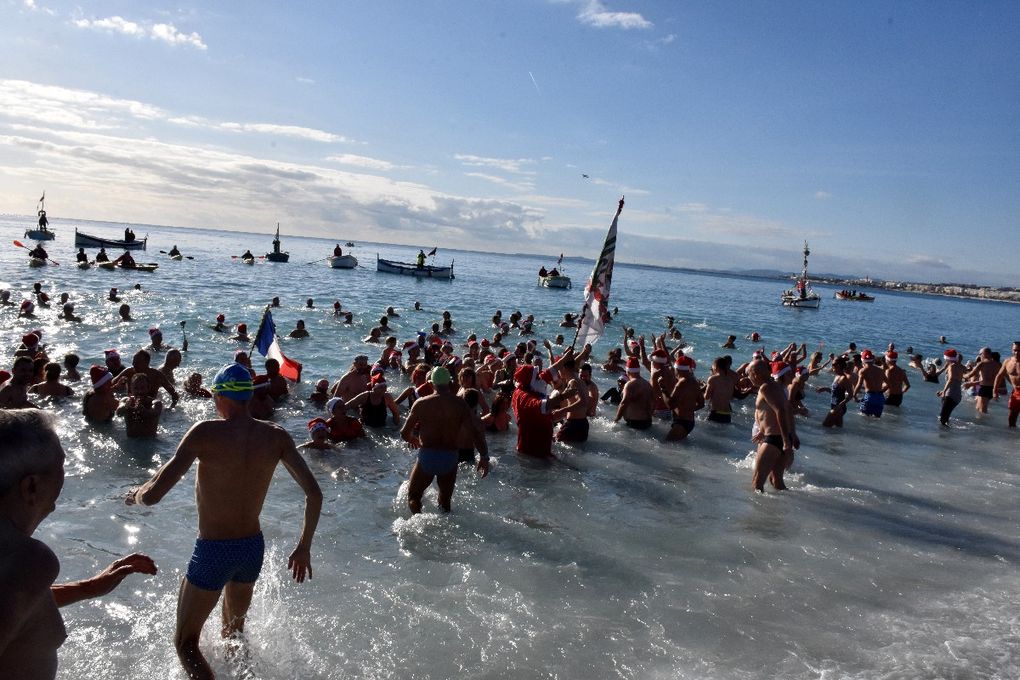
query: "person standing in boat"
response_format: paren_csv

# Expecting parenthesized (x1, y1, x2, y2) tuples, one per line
(37, 208, 48, 230)
(333, 244, 343, 257)
(416, 249, 427, 269)
(538, 266, 548, 277)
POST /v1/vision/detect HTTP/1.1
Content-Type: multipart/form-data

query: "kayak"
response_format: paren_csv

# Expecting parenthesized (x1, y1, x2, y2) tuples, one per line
(242, 257, 255, 266)
(29, 257, 47, 267)
(77, 261, 91, 269)
(97, 262, 116, 270)
(96, 262, 158, 272)
(170, 254, 183, 261)
(328, 254, 359, 269)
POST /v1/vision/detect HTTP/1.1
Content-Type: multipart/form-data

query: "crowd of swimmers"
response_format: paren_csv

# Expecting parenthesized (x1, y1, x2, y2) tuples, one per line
(2, 273, 1019, 678)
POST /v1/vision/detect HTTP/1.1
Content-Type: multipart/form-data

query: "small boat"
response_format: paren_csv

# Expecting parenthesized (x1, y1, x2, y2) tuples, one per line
(265, 223, 290, 262)
(781, 241, 821, 309)
(344, 242, 355, 247)
(242, 256, 256, 266)
(539, 275, 572, 289)
(75, 229, 147, 250)
(29, 257, 47, 267)
(97, 262, 117, 271)
(169, 254, 183, 261)
(834, 291, 875, 302)
(328, 254, 359, 269)
(25, 193, 56, 240)
(97, 261, 158, 272)
(377, 255, 454, 280)
(77, 261, 91, 270)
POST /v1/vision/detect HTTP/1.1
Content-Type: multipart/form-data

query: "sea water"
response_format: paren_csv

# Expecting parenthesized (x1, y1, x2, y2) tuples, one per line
(2, 215, 1019, 679)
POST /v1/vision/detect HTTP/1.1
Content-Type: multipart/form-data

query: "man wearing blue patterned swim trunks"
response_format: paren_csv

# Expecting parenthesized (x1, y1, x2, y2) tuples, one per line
(127, 363, 322, 680)
(400, 367, 489, 513)
(853, 349, 886, 418)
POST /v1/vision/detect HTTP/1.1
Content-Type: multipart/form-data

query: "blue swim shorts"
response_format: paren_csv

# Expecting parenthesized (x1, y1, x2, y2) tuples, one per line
(859, 391, 885, 418)
(417, 447, 459, 476)
(186, 532, 265, 591)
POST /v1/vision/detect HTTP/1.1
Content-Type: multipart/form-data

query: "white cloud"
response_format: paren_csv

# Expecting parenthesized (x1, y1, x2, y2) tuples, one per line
(296, 77, 316, 85)
(326, 154, 395, 172)
(815, 190, 832, 200)
(454, 154, 536, 175)
(578, 0, 653, 30)
(464, 172, 535, 192)
(150, 23, 207, 50)
(72, 15, 206, 50)
(0, 80, 352, 144)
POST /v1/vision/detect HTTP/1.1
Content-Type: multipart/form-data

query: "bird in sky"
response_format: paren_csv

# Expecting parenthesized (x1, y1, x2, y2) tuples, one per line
(581, 174, 589, 179)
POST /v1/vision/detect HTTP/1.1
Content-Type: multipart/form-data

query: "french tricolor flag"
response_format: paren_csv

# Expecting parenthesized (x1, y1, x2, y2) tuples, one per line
(253, 308, 302, 382)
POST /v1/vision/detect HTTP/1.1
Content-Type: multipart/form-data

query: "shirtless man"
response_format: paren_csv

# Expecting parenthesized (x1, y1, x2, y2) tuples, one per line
(126, 363, 322, 680)
(579, 363, 600, 417)
(0, 410, 156, 680)
(330, 355, 371, 403)
(29, 363, 73, 399)
(112, 350, 179, 407)
(158, 349, 183, 385)
(965, 347, 1000, 414)
(666, 357, 704, 441)
(289, 320, 309, 339)
(83, 366, 118, 422)
(0, 357, 38, 409)
(748, 359, 798, 492)
(937, 348, 965, 427)
(116, 374, 162, 438)
(883, 350, 910, 407)
(400, 367, 489, 513)
(704, 356, 737, 424)
(852, 349, 886, 418)
(554, 357, 591, 443)
(146, 328, 170, 353)
(993, 341, 1020, 427)
(232, 324, 250, 343)
(255, 359, 289, 402)
(649, 348, 677, 420)
(615, 357, 654, 430)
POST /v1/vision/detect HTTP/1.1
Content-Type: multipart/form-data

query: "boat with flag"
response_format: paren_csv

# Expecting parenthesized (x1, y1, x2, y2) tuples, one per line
(24, 192, 56, 241)
(781, 241, 821, 309)
(538, 254, 571, 289)
(75, 228, 147, 250)
(572, 198, 623, 347)
(265, 223, 290, 262)
(377, 248, 454, 279)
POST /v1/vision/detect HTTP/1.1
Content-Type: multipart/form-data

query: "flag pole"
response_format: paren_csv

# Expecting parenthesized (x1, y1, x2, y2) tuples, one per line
(248, 305, 270, 360)
(570, 196, 624, 351)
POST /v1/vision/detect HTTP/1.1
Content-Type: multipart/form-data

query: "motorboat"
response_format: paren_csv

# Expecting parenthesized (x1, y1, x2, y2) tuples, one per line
(834, 290, 875, 302)
(377, 255, 454, 279)
(25, 193, 55, 240)
(539, 274, 572, 289)
(781, 241, 821, 309)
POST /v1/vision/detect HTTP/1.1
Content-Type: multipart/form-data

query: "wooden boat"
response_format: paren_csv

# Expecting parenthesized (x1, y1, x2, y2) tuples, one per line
(26, 194, 56, 240)
(781, 241, 821, 309)
(25, 228, 55, 241)
(265, 223, 289, 262)
(75, 229, 147, 250)
(377, 255, 454, 280)
(834, 291, 875, 302)
(328, 254, 359, 269)
(29, 257, 47, 267)
(539, 275, 572, 289)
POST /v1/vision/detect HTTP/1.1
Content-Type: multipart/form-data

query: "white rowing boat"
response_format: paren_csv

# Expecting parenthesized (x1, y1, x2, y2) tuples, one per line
(377, 256, 454, 279)
(328, 255, 358, 269)
(539, 275, 572, 289)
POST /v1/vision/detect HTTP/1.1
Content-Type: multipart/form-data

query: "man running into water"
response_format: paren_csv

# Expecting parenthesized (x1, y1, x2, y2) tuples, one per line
(126, 363, 322, 679)
(704, 356, 737, 423)
(883, 350, 910, 407)
(748, 359, 799, 492)
(400, 367, 488, 513)
(965, 347, 1000, 414)
(615, 357, 654, 429)
(666, 356, 703, 441)
(852, 349, 886, 417)
(993, 341, 1020, 428)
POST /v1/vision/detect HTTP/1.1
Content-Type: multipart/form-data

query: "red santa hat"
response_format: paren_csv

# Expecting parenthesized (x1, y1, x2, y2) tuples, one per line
(650, 349, 669, 366)
(885, 350, 898, 362)
(89, 365, 113, 389)
(626, 357, 641, 374)
(216, 313, 225, 322)
(861, 349, 875, 363)
(943, 348, 960, 362)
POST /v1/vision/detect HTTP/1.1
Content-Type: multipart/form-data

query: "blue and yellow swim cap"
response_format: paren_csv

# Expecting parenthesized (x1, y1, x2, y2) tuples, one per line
(211, 363, 254, 401)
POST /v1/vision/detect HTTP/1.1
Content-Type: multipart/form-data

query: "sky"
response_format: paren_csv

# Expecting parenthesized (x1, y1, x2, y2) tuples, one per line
(1, 0, 1018, 285)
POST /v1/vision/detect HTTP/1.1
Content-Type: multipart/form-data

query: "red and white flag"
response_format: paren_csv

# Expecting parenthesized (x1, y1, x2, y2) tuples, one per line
(575, 198, 623, 347)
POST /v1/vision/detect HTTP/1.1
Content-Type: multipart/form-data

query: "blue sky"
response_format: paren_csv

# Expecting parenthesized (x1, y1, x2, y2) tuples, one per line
(1, 0, 1018, 284)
